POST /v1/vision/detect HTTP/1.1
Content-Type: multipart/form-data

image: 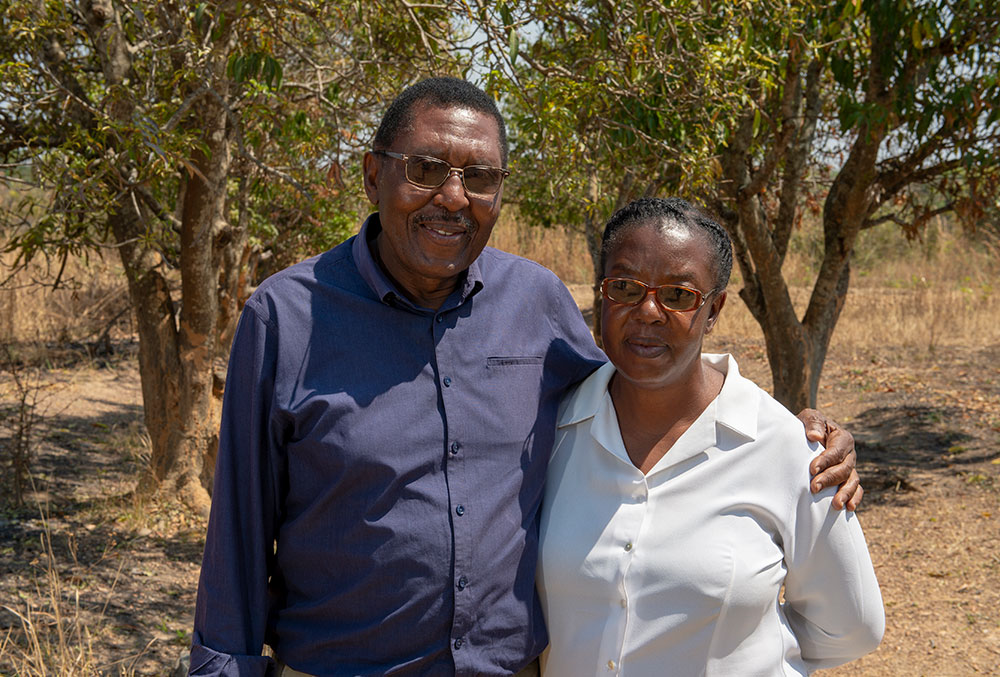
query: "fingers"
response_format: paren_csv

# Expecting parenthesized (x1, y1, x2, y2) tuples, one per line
(811, 448, 856, 492)
(797, 408, 826, 442)
(808, 420, 855, 473)
(800, 408, 861, 510)
(830, 469, 862, 511)
(847, 483, 864, 511)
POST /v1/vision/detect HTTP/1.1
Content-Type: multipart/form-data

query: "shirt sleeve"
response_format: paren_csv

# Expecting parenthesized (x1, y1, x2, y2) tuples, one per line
(190, 303, 283, 676)
(781, 470, 885, 671)
(543, 277, 606, 387)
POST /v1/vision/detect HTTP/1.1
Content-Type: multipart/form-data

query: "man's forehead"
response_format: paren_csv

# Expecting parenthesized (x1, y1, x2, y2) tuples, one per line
(409, 101, 493, 127)
(403, 103, 503, 159)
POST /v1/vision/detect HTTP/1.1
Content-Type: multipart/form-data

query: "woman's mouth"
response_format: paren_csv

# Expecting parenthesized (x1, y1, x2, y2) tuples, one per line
(625, 336, 669, 357)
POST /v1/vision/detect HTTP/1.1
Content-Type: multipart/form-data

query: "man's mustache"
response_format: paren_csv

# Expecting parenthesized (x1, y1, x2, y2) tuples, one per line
(413, 213, 475, 231)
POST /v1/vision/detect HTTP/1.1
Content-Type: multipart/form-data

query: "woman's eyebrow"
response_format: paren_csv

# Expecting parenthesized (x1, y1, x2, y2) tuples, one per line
(607, 263, 699, 280)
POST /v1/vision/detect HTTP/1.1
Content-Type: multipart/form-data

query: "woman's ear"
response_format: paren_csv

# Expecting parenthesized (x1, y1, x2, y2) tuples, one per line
(704, 290, 727, 335)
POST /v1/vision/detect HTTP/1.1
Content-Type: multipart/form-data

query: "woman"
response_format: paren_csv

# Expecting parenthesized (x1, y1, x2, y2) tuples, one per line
(538, 198, 883, 675)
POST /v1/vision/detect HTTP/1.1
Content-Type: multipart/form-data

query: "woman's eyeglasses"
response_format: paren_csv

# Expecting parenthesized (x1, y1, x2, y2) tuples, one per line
(601, 277, 712, 312)
(373, 150, 510, 197)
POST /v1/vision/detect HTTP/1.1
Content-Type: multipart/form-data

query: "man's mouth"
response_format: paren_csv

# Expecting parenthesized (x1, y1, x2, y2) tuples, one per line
(425, 225, 465, 237)
(414, 214, 474, 241)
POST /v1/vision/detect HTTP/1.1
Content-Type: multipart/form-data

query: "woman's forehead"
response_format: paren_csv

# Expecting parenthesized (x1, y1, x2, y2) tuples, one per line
(606, 221, 716, 277)
(611, 220, 710, 257)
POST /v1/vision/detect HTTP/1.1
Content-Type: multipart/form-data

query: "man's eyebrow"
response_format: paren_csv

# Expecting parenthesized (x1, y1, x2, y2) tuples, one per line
(407, 149, 503, 167)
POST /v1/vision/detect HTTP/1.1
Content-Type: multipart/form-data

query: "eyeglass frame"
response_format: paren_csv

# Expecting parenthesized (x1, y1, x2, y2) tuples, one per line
(600, 277, 716, 313)
(372, 150, 510, 197)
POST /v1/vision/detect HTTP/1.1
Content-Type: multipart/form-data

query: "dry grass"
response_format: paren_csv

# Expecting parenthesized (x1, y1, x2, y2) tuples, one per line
(714, 222, 999, 352)
(0, 212, 995, 675)
(489, 208, 596, 284)
(494, 215, 1000, 355)
(0, 246, 131, 348)
(0, 508, 145, 677)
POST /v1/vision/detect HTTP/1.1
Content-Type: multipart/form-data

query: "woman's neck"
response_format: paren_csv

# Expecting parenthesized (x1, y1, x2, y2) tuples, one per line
(609, 358, 724, 475)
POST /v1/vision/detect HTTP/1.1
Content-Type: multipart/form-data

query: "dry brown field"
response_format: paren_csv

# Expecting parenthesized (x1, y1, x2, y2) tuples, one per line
(1, 215, 998, 675)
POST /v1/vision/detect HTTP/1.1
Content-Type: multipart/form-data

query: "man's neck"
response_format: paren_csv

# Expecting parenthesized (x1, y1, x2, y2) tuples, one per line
(370, 232, 460, 310)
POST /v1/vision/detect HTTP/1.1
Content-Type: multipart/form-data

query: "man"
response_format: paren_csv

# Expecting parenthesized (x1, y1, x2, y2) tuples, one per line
(191, 77, 860, 677)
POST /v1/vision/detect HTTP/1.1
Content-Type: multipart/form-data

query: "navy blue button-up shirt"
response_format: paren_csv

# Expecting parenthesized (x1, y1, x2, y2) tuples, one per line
(191, 215, 605, 676)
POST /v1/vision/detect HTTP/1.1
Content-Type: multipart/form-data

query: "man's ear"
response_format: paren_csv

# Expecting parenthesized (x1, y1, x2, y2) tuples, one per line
(362, 151, 379, 205)
(704, 290, 727, 335)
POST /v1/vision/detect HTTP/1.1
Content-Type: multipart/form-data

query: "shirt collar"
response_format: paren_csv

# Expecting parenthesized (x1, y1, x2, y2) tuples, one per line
(352, 213, 484, 311)
(557, 361, 617, 428)
(704, 353, 759, 441)
(557, 353, 759, 443)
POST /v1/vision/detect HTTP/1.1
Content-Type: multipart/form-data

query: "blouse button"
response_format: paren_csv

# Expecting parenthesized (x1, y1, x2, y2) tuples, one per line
(624, 542, 633, 552)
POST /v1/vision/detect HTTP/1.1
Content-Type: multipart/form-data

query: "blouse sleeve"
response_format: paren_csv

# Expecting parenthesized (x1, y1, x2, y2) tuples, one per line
(781, 475, 885, 671)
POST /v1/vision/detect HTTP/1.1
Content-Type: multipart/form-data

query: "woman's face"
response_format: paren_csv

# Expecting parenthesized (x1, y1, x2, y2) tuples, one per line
(601, 220, 726, 392)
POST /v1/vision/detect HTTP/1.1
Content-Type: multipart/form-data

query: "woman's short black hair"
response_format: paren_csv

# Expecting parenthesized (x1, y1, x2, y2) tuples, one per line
(373, 77, 509, 166)
(600, 197, 733, 291)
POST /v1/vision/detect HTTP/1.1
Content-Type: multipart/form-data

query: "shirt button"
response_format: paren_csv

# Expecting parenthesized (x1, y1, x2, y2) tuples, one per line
(457, 575, 468, 590)
(607, 659, 616, 670)
(436, 315, 443, 323)
(620, 598, 627, 608)
(624, 542, 633, 552)
(450, 441, 461, 454)
(455, 504, 465, 516)
(454, 637, 464, 649)
(443, 376, 452, 387)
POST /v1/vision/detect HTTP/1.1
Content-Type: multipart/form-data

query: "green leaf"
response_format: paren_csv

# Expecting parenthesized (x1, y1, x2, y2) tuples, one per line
(193, 2, 208, 31)
(264, 56, 282, 89)
(509, 28, 519, 64)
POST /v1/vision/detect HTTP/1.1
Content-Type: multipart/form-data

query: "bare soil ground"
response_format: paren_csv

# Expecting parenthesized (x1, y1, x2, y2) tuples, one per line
(1, 333, 998, 675)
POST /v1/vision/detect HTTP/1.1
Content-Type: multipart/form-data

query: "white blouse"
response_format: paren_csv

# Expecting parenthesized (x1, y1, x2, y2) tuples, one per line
(538, 354, 883, 676)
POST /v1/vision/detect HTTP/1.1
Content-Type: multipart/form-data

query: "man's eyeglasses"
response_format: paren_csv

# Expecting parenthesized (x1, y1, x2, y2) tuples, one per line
(601, 278, 713, 312)
(373, 150, 510, 197)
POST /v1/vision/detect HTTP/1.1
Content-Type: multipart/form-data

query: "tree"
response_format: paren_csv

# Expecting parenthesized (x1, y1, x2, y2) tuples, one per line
(475, 0, 1000, 409)
(0, 0, 469, 514)
(473, 0, 743, 344)
(710, 0, 999, 410)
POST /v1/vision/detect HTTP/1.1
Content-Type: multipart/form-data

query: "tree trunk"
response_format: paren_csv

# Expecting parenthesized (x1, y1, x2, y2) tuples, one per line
(756, 261, 849, 411)
(78, 0, 242, 515)
(175, 73, 232, 511)
(584, 170, 605, 345)
(109, 203, 182, 491)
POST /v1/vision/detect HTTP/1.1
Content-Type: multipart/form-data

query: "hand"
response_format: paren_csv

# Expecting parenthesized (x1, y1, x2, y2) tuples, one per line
(797, 408, 863, 511)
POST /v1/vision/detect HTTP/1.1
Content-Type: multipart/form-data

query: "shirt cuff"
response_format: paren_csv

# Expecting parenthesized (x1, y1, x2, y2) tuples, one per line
(189, 643, 274, 676)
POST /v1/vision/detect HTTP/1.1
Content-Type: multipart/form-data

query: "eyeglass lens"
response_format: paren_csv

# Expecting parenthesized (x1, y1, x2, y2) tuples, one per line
(406, 156, 504, 195)
(604, 279, 701, 311)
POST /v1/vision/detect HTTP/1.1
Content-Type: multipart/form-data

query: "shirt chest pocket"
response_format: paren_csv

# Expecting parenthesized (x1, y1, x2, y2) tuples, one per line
(475, 356, 547, 441)
(486, 356, 545, 367)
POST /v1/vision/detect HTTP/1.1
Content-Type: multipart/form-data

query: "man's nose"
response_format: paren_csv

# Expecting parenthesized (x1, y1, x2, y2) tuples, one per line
(433, 170, 471, 210)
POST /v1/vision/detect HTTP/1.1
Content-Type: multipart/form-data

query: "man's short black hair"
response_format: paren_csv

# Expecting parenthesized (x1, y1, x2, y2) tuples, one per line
(373, 77, 509, 166)
(600, 197, 733, 291)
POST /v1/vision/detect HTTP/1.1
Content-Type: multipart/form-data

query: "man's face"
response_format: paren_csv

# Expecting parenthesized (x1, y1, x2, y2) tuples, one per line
(363, 103, 504, 307)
